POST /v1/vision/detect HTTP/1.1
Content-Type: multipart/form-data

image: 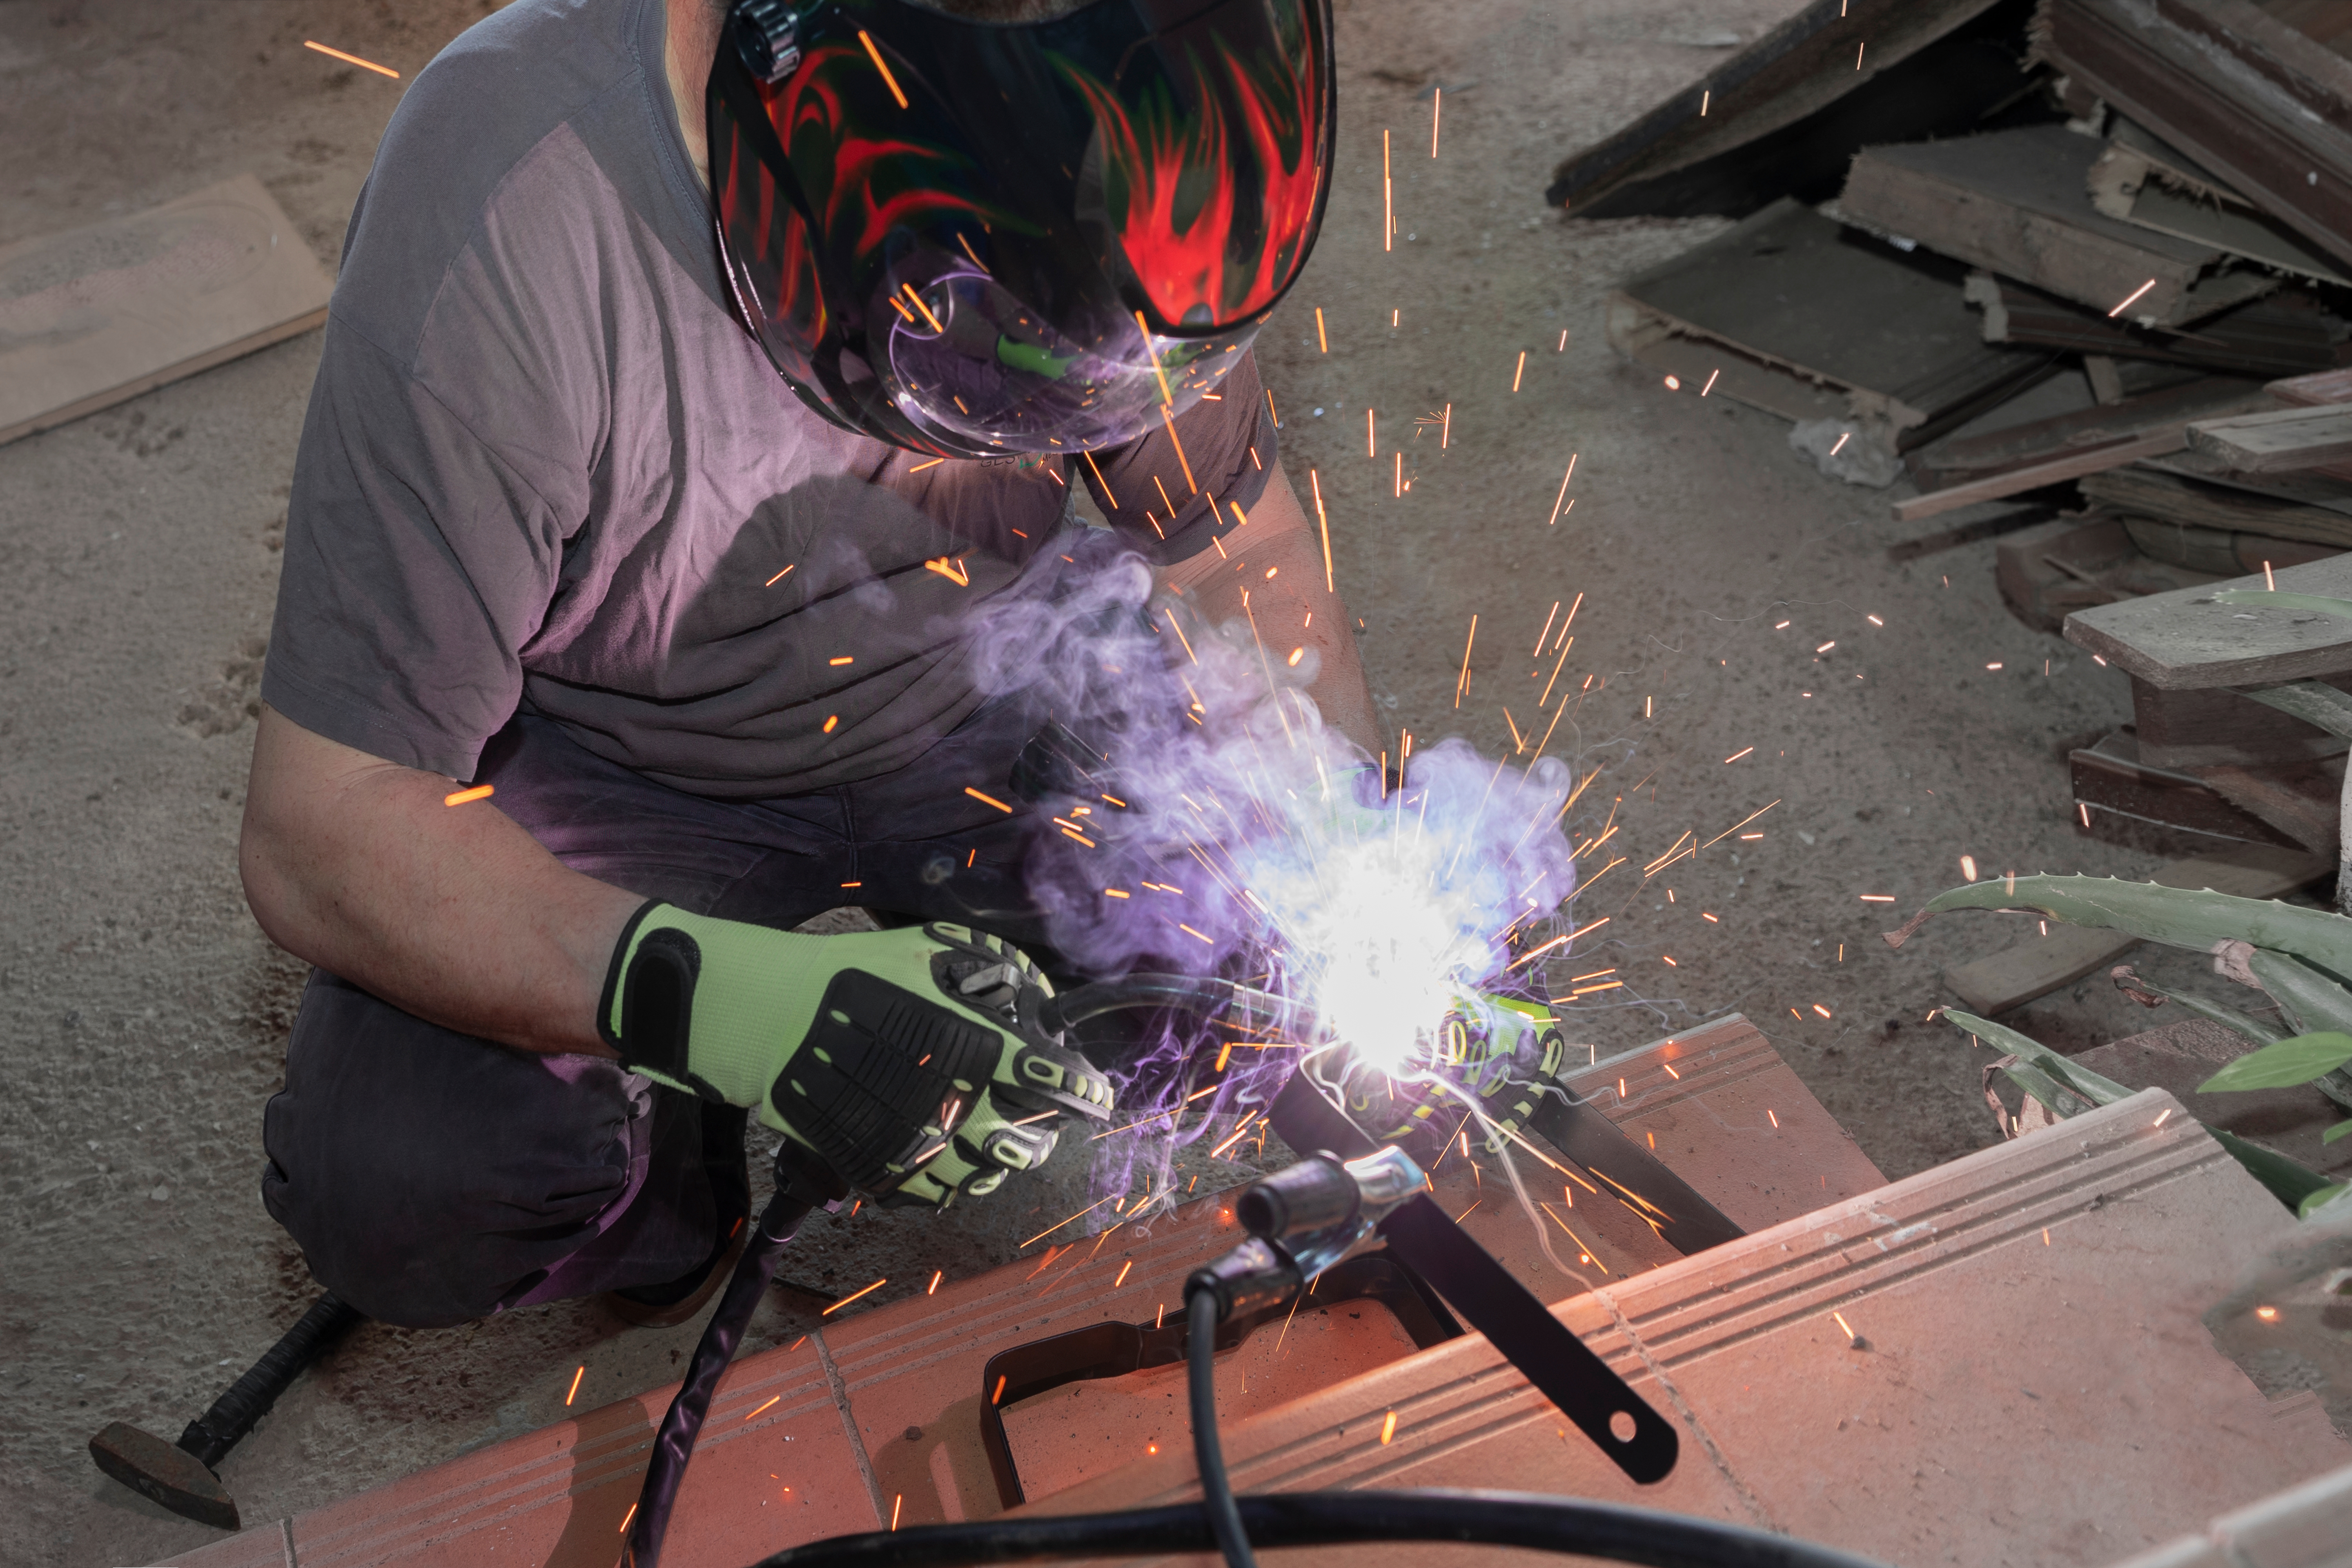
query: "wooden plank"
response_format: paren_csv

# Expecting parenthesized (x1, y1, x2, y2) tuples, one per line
(2063, 551, 2352, 689)
(1909, 374, 2268, 484)
(1607, 198, 2044, 436)
(2033, 0, 2352, 273)
(1994, 515, 2224, 633)
(2073, 727, 2310, 847)
(2120, 514, 2338, 576)
(2195, 758, 2343, 852)
(2080, 465, 2352, 550)
(2268, 367, 2352, 407)
(2190, 406, 2352, 473)
(2132, 675, 2352, 769)
(2115, 180, 2351, 287)
(1893, 427, 2189, 522)
(1544, 0, 2011, 217)
(2087, 122, 2352, 287)
(1941, 841, 2327, 1013)
(0, 174, 331, 447)
(1837, 124, 2274, 327)
(1967, 272, 2341, 377)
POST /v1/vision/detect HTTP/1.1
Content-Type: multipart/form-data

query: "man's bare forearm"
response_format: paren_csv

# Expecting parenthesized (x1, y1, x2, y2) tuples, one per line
(240, 704, 639, 1057)
(1158, 461, 1381, 758)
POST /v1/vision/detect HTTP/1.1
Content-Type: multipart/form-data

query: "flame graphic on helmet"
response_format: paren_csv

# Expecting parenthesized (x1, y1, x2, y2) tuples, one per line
(717, 39, 1005, 352)
(1062, 17, 1325, 331)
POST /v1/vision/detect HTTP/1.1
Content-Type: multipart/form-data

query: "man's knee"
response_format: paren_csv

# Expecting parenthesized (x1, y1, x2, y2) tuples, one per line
(261, 970, 647, 1327)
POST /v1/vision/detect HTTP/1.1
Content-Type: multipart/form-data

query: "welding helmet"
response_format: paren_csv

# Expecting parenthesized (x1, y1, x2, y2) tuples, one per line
(707, 0, 1334, 458)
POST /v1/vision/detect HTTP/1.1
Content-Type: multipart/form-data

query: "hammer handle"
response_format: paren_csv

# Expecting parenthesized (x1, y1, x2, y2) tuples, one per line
(179, 1292, 362, 1467)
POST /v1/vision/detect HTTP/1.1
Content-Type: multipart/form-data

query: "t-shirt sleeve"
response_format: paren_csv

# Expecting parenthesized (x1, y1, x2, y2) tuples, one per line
(260, 314, 571, 781)
(1078, 350, 1278, 564)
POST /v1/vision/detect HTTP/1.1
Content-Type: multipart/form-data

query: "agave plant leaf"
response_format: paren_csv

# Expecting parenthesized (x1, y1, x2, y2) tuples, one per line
(2194, 1033, 2352, 1093)
(2297, 1181, 2350, 1219)
(1994, 1054, 2099, 1120)
(2325, 1119, 2352, 1145)
(2211, 588, 2352, 620)
(1946, 1011, 2333, 1214)
(2109, 969, 2284, 1045)
(2208, 1129, 2341, 1214)
(1890, 876, 2352, 976)
(2245, 949, 2352, 1037)
(1945, 1009, 2132, 1109)
(2239, 681, 2352, 744)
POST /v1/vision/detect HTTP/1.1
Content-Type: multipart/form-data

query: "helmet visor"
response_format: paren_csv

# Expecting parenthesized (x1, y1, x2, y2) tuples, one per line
(707, 0, 1333, 455)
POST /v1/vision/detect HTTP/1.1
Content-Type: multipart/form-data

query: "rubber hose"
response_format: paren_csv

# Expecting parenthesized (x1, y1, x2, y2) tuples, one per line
(624, 1188, 816, 1567)
(1042, 975, 1294, 1033)
(744, 1488, 1895, 1568)
(1187, 1284, 1258, 1568)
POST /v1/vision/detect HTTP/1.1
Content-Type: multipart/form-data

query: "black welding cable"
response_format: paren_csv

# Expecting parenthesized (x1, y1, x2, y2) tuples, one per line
(743, 1489, 1894, 1568)
(624, 1185, 819, 1568)
(1041, 975, 1294, 1033)
(1187, 1284, 1258, 1568)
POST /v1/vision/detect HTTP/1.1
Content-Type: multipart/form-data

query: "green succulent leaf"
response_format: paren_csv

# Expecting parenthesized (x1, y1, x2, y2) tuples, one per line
(2246, 950, 2352, 1038)
(2210, 588, 2352, 620)
(2239, 681, 2352, 744)
(1945, 1009, 2132, 1109)
(1943, 1010, 2336, 1215)
(2297, 1181, 2350, 1219)
(2323, 1119, 2352, 1145)
(1909, 876, 2352, 976)
(2210, 1129, 2341, 1214)
(2196, 1033, 2352, 1094)
(2110, 972, 2284, 1045)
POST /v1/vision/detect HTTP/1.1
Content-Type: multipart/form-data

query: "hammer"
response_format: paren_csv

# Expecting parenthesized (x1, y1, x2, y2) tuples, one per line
(89, 1290, 361, 1530)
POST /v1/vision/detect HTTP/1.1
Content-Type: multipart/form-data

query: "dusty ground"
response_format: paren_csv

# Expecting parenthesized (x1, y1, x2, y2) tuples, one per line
(0, 2, 2254, 1563)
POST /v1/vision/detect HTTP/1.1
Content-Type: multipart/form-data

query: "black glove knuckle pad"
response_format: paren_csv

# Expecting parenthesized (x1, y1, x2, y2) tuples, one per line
(772, 970, 1001, 1194)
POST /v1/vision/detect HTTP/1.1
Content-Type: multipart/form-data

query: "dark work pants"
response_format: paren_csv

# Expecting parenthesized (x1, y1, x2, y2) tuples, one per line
(261, 703, 1068, 1329)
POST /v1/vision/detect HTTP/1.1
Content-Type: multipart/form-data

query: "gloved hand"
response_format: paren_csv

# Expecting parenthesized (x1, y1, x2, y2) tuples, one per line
(1341, 988, 1568, 1158)
(598, 905, 1115, 1207)
(1443, 991, 1570, 1150)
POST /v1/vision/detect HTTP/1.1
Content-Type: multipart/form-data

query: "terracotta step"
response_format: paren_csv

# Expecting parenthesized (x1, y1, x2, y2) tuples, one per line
(1022, 1088, 2348, 1568)
(165, 1013, 1874, 1566)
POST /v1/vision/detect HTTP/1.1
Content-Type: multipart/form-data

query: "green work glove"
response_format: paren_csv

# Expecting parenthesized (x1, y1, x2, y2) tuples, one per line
(597, 905, 1115, 1207)
(1340, 989, 1569, 1156)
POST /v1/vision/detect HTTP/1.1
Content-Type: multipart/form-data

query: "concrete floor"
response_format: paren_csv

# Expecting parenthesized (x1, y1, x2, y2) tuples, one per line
(0, 2, 2231, 1563)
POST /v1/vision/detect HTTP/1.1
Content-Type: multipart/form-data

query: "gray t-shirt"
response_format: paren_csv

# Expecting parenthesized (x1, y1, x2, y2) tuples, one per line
(264, 0, 1272, 799)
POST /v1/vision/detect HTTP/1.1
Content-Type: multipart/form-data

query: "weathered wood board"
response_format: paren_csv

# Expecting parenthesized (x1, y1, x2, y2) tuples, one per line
(2065, 551, 2352, 689)
(1837, 123, 2274, 327)
(0, 174, 331, 447)
(1606, 197, 2045, 442)
(2190, 406, 2352, 474)
(2033, 0, 2352, 273)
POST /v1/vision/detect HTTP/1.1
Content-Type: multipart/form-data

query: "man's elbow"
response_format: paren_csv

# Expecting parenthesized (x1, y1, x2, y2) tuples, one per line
(239, 790, 314, 959)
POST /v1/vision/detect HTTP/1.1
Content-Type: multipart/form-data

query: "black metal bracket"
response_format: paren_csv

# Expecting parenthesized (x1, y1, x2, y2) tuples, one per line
(977, 1251, 1460, 1510)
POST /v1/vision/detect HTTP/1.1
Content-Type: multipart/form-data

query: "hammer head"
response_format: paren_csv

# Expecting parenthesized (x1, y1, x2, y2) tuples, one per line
(89, 1421, 240, 1531)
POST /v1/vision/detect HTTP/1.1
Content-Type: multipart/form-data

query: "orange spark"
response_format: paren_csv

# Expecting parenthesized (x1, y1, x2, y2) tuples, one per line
(823, 1278, 886, 1315)
(443, 784, 494, 807)
(303, 40, 399, 77)
(858, 30, 909, 107)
